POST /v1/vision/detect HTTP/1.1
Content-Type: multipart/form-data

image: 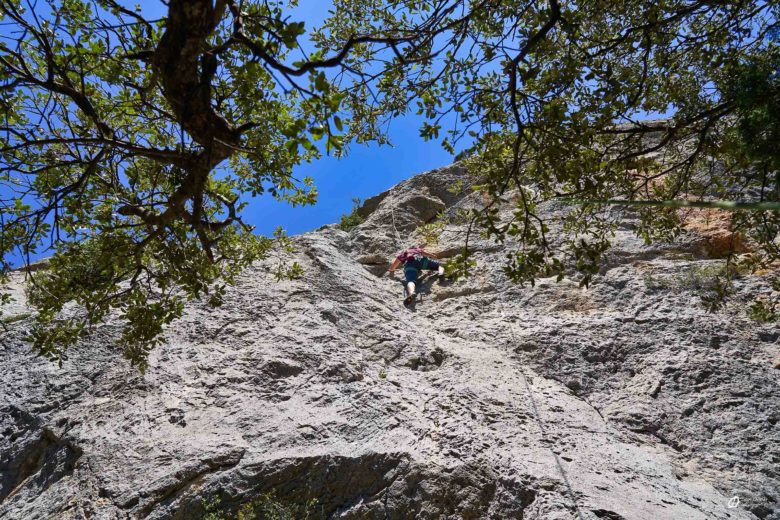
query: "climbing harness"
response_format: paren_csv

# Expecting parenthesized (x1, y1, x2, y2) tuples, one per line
(491, 269, 585, 520)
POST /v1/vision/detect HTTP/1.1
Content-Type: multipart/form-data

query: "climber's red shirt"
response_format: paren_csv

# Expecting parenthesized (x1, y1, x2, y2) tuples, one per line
(396, 247, 425, 264)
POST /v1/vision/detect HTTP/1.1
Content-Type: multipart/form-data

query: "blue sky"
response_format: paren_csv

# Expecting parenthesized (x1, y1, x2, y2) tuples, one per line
(250, 116, 456, 236)
(247, 2, 460, 237)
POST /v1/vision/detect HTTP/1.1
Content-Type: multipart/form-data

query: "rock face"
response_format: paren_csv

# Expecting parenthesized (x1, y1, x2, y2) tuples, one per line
(1, 163, 779, 520)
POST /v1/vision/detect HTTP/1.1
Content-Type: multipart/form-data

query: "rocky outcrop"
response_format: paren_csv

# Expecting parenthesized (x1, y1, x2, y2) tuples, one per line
(1, 163, 778, 519)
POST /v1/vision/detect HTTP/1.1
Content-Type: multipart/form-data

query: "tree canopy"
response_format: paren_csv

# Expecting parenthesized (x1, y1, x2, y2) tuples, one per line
(1, 0, 777, 369)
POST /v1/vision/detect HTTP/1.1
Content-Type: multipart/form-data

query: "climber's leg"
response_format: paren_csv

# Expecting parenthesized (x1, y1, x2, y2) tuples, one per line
(424, 259, 444, 276)
(403, 267, 419, 304)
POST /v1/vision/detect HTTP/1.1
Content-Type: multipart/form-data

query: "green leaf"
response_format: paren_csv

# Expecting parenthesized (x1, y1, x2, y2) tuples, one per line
(314, 72, 328, 93)
(310, 125, 324, 140)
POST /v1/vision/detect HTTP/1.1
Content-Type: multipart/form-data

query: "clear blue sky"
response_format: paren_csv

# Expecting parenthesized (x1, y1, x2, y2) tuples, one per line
(252, 117, 456, 236)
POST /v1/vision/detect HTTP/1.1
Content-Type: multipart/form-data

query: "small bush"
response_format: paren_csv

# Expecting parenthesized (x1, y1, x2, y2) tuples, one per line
(749, 297, 778, 323)
(642, 271, 668, 291)
(445, 250, 477, 280)
(640, 263, 780, 316)
(742, 274, 780, 323)
(337, 198, 364, 231)
(202, 493, 320, 520)
(642, 263, 730, 293)
(700, 276, 733, 312)
(446, 179, 464, 196)
(641, 263, 735, 311)
(269, 227, 304, 282)
(416, 211, 447, 246)
(450, 208, 472, 225)
(2, 312, 32, 324)
(679, 264, 731, 291)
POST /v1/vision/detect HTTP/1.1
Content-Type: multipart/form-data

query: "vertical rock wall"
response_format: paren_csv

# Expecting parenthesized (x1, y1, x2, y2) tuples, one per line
(1, 163, 778, 519)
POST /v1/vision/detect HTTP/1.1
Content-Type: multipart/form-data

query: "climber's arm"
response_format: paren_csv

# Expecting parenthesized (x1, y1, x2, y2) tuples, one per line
(422, 250, 439, 259)
(387, 258, 402, 272)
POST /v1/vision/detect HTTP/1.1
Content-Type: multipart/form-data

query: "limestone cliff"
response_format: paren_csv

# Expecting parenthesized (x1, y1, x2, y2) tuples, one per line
(1, 164, 778, 519)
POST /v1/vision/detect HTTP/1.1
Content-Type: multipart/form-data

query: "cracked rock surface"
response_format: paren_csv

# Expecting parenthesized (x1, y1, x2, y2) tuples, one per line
(1, 163, 779, 519)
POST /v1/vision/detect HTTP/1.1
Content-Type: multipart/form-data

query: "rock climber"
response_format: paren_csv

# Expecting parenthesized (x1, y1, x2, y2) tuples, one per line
(387, 246, 445, 305)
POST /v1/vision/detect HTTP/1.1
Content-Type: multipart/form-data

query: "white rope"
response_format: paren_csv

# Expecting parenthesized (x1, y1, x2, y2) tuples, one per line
(388, 190, 413, 300)
(491, 269, 585, 520)
(389, 190, 403, 250)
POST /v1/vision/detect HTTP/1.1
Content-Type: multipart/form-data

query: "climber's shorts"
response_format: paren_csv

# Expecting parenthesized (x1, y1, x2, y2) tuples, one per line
(403, 258, 440, 286)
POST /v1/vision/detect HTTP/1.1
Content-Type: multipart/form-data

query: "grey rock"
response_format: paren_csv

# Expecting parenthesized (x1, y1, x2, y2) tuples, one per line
(1, 162, 778, 519)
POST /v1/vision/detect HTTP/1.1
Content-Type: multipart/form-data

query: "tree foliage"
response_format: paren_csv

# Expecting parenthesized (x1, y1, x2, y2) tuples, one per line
(336, 197, 364, 231)
(0, 0, 777, 368)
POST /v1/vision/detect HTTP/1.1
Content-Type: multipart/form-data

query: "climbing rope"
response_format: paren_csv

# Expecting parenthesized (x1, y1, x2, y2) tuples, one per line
(491, 269, 585, 520)
(389, 171, 583, 514)
(389, 189, 403, 251)
(389, 190, 414, 300)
